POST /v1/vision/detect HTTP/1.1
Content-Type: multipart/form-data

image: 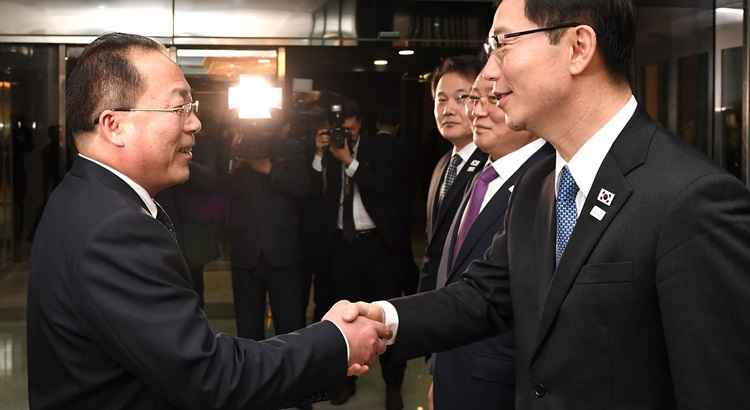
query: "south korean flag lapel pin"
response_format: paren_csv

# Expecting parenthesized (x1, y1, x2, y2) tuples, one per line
(597, 188, 615, 207)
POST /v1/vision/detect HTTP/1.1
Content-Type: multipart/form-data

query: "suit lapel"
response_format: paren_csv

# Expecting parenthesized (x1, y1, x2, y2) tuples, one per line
(450, 144, 554, 279)
(531, 111, 654, 364)
(426, 153, 450, 242)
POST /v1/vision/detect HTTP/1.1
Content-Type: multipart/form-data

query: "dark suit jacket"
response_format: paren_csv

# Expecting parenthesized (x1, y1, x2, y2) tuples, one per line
(27, 158, 347, 410)
(227, 137, 310, 270)
(419, 148, 488, 292)
(431, 144, 552, 410)
(388, 110, 750, 410)
(319, 134, 406, 251)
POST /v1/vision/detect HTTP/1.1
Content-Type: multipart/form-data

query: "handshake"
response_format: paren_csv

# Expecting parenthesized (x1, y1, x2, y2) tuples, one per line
(322, 300, 388, 376)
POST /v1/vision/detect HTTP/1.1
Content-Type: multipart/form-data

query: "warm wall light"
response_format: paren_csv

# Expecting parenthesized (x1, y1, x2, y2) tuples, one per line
(228, 75, 282, 119)
(373, 59, 388, 66)
(398, 50, 415, 56)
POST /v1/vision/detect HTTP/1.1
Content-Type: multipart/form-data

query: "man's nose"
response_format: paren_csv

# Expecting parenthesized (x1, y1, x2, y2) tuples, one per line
(185, 111, 202, 134)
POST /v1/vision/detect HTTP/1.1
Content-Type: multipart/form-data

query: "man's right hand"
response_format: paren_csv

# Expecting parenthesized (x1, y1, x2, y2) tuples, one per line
(314, 130, 330, 155)
(322, 301, 391, 376)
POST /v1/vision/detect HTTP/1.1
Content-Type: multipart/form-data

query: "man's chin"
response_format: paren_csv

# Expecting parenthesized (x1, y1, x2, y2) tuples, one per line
(504, 113, 526, 132)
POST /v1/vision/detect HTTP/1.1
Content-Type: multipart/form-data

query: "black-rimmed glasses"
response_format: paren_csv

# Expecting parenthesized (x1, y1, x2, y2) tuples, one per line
(483, 22, 582, 57)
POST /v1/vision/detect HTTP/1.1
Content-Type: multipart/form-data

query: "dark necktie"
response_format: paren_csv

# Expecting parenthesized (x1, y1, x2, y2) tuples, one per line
(555, 166, 579, 267)
(453, 165, 499, 259)
(438, 154, 462, 206)
(154, 201, 177, 241)
(342, 173, 356, 242)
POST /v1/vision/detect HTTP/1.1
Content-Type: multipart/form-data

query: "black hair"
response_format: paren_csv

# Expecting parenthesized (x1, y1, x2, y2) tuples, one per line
(66, 32, 167, 138)
(519, 0, 635, 81)
(430, 55, 483, 96)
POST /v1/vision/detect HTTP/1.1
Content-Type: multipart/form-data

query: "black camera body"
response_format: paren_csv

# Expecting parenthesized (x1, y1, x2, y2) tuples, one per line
(328, 104, 352, 148)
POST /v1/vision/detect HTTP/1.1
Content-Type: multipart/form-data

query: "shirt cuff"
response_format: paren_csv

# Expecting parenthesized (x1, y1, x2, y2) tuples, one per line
(312, 154, 323, 172)
(372, 301, 399, 345)
(345, 159, 359, 177)
(325, 320, 350, 362)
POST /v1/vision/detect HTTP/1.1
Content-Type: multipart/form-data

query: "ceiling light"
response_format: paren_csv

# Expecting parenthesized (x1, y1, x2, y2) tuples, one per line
(373, 59, 388, 66)
(258, 59, 271, 64)
(398, 50, 415, 56)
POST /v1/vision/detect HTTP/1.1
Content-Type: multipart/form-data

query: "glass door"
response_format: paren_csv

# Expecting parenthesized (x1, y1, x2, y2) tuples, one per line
(714, 1, 745, 181)
(0, 78, 12, 271)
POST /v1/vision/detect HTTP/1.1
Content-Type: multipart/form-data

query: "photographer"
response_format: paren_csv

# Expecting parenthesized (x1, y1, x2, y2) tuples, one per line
(227, 119, 311, 343)
(312, 101, 407, 410)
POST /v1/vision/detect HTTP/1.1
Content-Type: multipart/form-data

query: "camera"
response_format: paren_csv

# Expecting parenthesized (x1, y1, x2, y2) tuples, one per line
(328, 104, 352, 149)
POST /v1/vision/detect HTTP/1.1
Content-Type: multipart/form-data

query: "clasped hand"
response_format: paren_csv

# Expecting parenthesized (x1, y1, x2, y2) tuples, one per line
(322, 300, 387, 376)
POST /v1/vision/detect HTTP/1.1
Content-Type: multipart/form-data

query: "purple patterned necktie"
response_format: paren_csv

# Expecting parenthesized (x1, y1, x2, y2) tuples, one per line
(454, 165, 499, 257)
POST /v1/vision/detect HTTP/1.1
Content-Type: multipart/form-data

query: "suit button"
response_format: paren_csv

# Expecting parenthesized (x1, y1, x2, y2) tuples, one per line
(534, 384, 547, 398)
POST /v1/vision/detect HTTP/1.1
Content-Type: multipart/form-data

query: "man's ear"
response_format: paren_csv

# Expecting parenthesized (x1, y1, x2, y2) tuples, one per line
(569, 25, 598, 76)
(97, 110, 126, 147)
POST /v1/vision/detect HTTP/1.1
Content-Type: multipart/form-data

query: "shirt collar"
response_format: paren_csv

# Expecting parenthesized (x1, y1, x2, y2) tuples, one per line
(78, 153, 158, 218)
(488, 139, 546, 181)
(452, 141, 477, 164)
(555, 95, 637, 197)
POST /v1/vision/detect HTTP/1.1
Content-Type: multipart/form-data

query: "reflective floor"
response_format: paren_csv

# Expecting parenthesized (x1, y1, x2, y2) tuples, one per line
(0, 263, 431, 410)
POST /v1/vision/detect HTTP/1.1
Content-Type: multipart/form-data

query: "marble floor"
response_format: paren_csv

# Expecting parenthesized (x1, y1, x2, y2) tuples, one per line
(0, 263, 431, 410)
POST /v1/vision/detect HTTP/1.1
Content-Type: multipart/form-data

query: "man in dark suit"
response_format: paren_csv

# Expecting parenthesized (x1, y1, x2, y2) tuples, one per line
(420, 56, 488, 294)
(312, 102, 407, 409)
(418, 55, 487, 409)
(428, 73, 552, 410)
(348, 1, 750, 409)
(375, 111, 419, 297)
(303, 118, 338, 322)
(27, 32, 389, 410)
(157, 132, 230, 308)
(227, 124, 311, 341)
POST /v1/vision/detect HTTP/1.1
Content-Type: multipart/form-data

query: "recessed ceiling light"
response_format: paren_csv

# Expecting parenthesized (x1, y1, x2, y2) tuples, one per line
(258, 59, 271, 64)
(398, 50, 415, 56)
(373, 59, 388, 66)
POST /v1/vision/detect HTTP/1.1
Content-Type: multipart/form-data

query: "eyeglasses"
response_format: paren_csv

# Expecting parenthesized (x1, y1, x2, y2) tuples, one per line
(95, 101, 199, 125)
(463, 94, 500, 110)
(483, 22, 581, 59)
(111, 100, 199, 116)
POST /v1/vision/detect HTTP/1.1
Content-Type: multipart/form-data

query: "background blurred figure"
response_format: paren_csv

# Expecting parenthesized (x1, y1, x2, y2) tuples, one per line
(302, 116, 337, 322)
(375, 110, 419, 297)
(313, 100, 407, 409)
(157, 131, 230, 307)
(228, 120, 311, 341)
(11, 116, 34, 251)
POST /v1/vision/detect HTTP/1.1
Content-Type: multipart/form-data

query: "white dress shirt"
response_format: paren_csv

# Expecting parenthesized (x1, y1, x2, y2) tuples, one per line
(458, 139, 546, 228)
(449, 141, 477, 178)
(78, 154, 157, 218)
(313, 139, 377, 231)
(375, 96, 639, 345)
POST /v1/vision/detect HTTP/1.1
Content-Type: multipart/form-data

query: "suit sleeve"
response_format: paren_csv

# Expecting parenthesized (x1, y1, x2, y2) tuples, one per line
(71, 211, 347, 410)
(655, 172, 750, 410)
(388, 226, 514, 362)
